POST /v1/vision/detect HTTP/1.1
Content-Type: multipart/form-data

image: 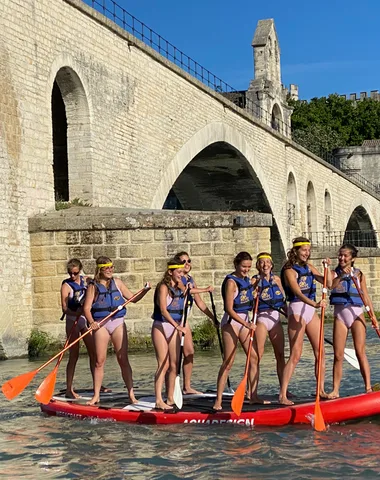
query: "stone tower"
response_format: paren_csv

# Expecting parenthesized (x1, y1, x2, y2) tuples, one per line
(246, 19, 296, 136)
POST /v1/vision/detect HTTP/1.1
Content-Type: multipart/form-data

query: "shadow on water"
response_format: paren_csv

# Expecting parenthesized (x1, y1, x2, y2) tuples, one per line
(1, 325, 380, 478)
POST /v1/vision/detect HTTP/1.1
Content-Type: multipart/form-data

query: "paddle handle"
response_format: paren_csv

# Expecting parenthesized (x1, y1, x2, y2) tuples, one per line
(209, 292, 232, 391)
(36, 285, 149, 374)
(350, 273, 380, 338)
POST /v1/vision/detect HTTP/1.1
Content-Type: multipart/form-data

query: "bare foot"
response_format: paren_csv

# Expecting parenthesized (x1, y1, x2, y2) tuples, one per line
(212, 403, 222, 411)
(155, 401, 173, 411)
(319, 391, 329, 399)
(366, 387, 373, 393)
(326, 391, 339, 399)
(183, 388, 203, 395)
(249, 396, 271, 405)
(65, 389, 80, 399)
(279, 395, 294, 406)
(86, 396, 100, 406)
(100, 386, 112, 393)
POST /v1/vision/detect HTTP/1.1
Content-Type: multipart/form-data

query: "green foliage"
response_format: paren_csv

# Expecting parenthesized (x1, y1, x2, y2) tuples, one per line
(192, 320, 217, 350)
(28, 329, 56, 358)
(55, 197, 92, 211)
(290, 94, 380, 155)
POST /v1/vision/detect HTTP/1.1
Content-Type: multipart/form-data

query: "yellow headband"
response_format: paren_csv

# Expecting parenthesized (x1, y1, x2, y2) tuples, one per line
(97, 262, 113, 268)
(168, 264, 185, 269)
(293, 241, 311, 248)
(257, 255, 272, 260)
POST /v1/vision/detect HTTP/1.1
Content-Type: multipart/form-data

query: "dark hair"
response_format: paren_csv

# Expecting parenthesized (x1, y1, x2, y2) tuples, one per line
(175, 251, 189, 258)
(256, 252, 274, 271)
(339, 243, 358, 266)
(67, 258, 82, 272)
(233, 251, 252, 268)
(283, 236, 310, 270)
(94, 256, 112, 282)
(157, 257, 184, 289)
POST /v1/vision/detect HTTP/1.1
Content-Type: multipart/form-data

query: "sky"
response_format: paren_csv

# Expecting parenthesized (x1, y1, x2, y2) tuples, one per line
(109, 0, 380, 100)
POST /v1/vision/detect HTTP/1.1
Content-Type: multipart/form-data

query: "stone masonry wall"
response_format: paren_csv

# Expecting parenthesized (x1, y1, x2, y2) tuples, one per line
(29, 209, 271, 339)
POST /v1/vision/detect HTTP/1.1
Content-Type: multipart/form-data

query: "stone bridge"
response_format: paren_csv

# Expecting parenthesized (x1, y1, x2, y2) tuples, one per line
(1, 0, 380, 355)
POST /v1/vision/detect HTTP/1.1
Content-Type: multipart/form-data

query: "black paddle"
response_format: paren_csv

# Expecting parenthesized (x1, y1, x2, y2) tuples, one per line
(173, 294, 191, 409)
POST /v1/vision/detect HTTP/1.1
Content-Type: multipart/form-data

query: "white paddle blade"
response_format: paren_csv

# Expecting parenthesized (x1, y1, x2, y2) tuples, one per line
(344, 348, 360, 370)
(173, 375, 183, 409)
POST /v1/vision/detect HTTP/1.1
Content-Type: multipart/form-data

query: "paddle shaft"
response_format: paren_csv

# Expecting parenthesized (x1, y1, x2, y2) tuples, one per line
(350, 273, 380, 338)
(209, 292, 232, 391)
(176, 295, 191, 377)
(35, 286, 148, 375)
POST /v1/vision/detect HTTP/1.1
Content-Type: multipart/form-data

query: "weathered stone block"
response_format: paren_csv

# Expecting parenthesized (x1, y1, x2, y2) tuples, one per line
(93, 245, 117, 259)
(166, 244, 188, 257)
(50, 246, 69, 261)
(30, 246, 51, 262)
(32, 262, 57, 277)
(213, 243, 236, 255)
(201, 257, 225, 270)
(118, 274, 143, 291)
(113, 259, 130, 273)
(133, 258, 154, 272)
(33, 292, 60, 309)
(30, 232, 55, 246)
(33, 277, 52, 293)
(106, 230, 130, 244)
(154, 230, 178, 242)
(155, 258, 168, 272)
(120, 245, 142, 258)
(130, 230, 154, 243)
(33, 309, 61, 326)
(69, 246, 92, 259)
(200, 229, 221, 241)
(178, 229, 200, 243)
(190, 243, 212, 256)
(55, 231, 80, 245)
(81, 230, 104, 244)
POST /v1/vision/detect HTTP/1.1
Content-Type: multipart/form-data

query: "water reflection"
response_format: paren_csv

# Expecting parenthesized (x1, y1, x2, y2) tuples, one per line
(0, 326, 380, 478)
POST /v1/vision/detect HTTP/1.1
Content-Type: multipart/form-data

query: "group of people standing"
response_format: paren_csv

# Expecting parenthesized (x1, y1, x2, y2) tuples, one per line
(60, 237, 378, 410)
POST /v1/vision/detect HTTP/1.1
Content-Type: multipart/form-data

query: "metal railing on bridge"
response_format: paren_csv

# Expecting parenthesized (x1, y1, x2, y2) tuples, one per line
(303, 230, 379, 248)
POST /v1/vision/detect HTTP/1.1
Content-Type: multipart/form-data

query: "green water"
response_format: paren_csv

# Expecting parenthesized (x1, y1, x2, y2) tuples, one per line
(1, 325, 380, 479)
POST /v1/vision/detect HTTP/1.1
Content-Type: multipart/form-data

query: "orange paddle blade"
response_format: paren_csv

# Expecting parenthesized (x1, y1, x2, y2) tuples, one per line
(314, 399, 326, 432)
(35, 367, 59, 404)
(231, 375, 247, 416)
(1, 369, 38, 400)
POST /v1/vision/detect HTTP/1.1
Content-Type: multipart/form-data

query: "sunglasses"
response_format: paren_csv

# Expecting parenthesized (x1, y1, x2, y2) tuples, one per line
(182, 259, 191, 264)
(101, 266, 114, 271)
(68, 270, 80, 276)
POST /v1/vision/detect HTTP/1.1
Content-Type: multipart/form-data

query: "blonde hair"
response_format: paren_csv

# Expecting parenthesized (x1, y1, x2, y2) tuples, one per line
(94, 256, 112, 283)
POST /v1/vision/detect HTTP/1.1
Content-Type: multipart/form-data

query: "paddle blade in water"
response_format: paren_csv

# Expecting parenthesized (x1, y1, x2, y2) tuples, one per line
(231, 375, 247, 416)
(35, 368, 58, 404)
(344, 347, 360, 370)
(313, 400, 326, 432)
(1, 369, 38, 400)
(173, 375, 183, 409)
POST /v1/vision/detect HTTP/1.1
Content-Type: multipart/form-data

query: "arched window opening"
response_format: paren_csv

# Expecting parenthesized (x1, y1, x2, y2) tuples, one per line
(324, 190, 332, 232)
(271, 104, 282, 133)
(306, 181, 317, 239)
(286, 173, 297, 226)
(344, 206, 377, 247)
(52, 81, 68, 201)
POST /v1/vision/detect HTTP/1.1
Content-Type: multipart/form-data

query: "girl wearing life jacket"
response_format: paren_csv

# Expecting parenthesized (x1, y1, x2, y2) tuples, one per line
(213, 252, 258, 411)
(252, 252, 286, 390)
(279, 237, 332, 406)
(174, 251, 215, 395)
(61, 258, 95, 398)
(152, 259, 188, 411)
(83, 256, 150, 406)
(327, 244, 378, 399)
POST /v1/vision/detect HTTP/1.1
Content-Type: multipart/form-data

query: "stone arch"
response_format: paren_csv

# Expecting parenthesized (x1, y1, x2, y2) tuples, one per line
(48, 59, 92, 203)
(344, 204, 377, 247)
(286, 171, 298, 227)
(271, 103, 283, 133)
(151, 121, 287, 256)
(324, 189, 332, 232)
(306, 181, 317, 236)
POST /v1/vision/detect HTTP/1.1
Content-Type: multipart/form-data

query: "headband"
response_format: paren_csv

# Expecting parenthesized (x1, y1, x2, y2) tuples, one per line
(257, 254, 272, 260)
(168, 264, 185, 269)
(293, 241, 311, 248)
(97, 262, 113, 268)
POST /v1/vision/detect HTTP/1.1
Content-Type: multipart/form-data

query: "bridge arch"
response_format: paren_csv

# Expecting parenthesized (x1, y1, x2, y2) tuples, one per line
(47, 57, 93, 203)
(151, 122, 287, 257)
(344, 201, 377, 247)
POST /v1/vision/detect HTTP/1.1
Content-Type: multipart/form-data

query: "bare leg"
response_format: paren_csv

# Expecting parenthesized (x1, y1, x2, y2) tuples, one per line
(247, 323, 268, 403)
(279, 315, 305, 405)
(306, 313, 326, 397)
(166, 330, 181, 405)
(213, 324, 239, 410)
(182, 325, 201, 394)
(327, 318, 348, 399)
(65, 326, 80, 398)
(269, 322, 286, 389)
(351, 315, 371, 392)
(111, 323, 137, 403)
(87, 328, 110, 405)
(152, 324, 172, 409)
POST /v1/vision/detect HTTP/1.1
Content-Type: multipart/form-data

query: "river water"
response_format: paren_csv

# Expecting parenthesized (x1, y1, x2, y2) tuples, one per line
(1, 325, 380, 479)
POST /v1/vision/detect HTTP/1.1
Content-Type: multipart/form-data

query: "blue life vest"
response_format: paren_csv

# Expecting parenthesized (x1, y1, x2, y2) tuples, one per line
(182, 275, 195, 308)
(91, 279, 126, 321)
(282, 264, 316, 302)
(330, 267, 363, 306)
(254, 274, 285, 312)
(152, 285, 186, 323)
(221, 274, 254, 313)
(62, 276, 87, 312)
